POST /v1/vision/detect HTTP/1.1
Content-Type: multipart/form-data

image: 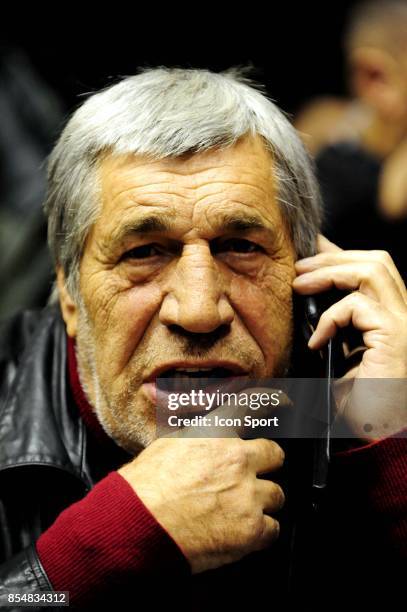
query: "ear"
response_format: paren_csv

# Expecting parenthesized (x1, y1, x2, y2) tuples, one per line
(56, 267, 78, 338)
(349, 46, 406, 121)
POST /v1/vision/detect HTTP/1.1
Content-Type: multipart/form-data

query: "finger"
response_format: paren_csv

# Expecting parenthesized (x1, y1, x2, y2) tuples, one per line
(293, 262, 407, 313)
(308, 291, 393, 350)
(295, 250, 407, 303)
(316, 234, 343, 253)
(245, 438, 285, 474)
(250, 515, 280, 552)
(256, 479, 285, 514)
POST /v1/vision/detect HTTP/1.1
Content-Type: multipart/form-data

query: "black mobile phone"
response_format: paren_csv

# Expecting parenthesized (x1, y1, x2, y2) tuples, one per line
(276, 292, 349, 584)
(291, 290, 363, 378)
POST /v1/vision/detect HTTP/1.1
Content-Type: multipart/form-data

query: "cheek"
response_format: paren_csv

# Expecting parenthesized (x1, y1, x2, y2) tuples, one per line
(229, 265, 294, 360)
(93, 283, 162, 377)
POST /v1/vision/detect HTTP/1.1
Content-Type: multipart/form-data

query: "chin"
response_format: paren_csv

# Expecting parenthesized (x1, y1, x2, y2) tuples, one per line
(95, 400, 157, 455)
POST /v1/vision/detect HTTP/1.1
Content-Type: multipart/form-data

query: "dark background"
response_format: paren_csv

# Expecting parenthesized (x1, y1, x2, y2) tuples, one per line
(0, 1, 372, 318)
(1, 3, 356, 117)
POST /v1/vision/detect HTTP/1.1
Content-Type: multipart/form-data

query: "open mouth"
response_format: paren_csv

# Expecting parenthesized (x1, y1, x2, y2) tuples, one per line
(156, 367, 249, 397)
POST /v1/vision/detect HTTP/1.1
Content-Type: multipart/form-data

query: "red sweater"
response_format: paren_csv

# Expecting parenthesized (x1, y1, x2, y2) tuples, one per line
(36, 338, 190, 604)
(36, 337, 407, 604)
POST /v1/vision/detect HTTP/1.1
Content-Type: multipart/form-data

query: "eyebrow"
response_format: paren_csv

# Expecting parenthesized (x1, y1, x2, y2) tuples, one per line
(109, 213, 176, 247)
(109, 211, 274, 249)
(219, 214, 270, 233)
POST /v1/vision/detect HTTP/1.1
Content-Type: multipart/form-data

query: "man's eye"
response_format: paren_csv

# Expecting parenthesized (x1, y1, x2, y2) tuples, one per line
(211, 238, 264, 254)
(122, 244, 162, 260)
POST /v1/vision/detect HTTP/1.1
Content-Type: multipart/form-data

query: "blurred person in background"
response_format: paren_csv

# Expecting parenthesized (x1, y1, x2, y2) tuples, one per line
(295, 0, 407, 281)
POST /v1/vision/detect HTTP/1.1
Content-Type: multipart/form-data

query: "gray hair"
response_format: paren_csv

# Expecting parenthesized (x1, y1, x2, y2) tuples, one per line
(44, 67, 322, 301)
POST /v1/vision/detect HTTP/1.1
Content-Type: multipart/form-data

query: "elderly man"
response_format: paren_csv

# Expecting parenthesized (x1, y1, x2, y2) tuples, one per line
(0, 68, 406, 608)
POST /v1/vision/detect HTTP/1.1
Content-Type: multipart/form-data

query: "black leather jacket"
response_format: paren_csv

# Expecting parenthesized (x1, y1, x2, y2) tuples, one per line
(0, 307, 99, 609)
(0, 307, 403, 608)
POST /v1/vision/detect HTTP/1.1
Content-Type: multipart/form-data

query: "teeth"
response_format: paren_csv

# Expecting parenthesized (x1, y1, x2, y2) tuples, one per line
(175, 368, 213, 372)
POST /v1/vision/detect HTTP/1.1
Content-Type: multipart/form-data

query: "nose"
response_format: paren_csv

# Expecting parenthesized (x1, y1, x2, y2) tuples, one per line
(159, 243, 234, 333)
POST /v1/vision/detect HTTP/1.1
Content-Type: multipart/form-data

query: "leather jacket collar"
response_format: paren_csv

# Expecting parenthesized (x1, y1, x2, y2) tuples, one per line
(0, 306, 91, 489)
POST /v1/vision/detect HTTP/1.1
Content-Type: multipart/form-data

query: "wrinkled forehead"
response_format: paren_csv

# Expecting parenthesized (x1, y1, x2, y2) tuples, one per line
(93, 135, 289, 245)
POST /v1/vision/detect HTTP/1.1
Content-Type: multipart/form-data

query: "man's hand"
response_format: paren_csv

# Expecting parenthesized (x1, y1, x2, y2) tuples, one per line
(293, 235, 407, 439)
(118, 436, 284, 574)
